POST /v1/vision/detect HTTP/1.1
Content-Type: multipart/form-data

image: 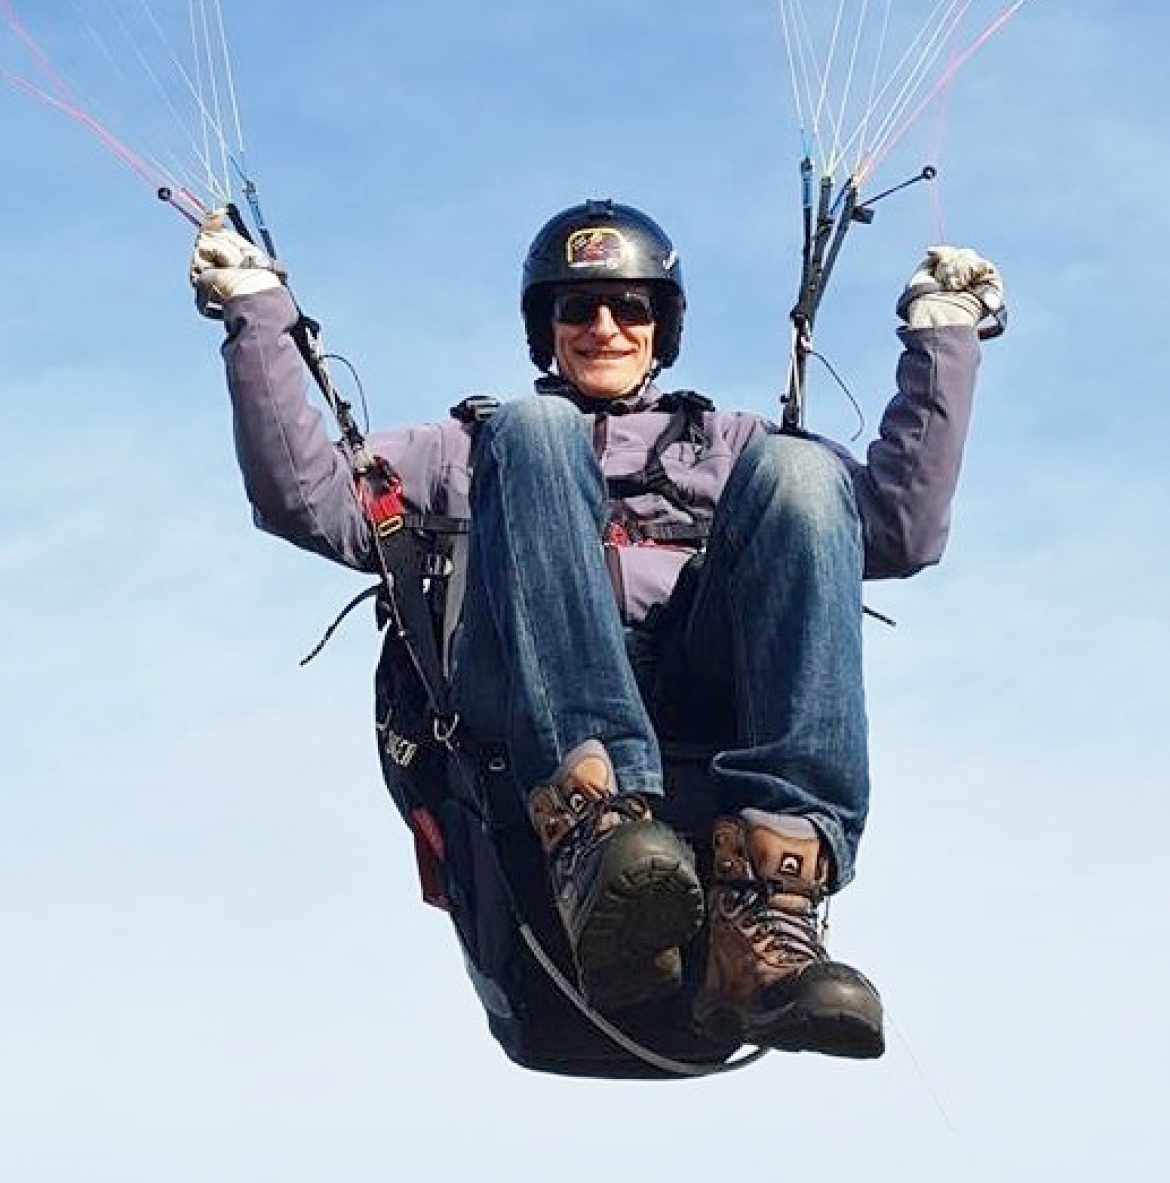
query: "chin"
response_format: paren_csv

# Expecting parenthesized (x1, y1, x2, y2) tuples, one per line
(582, 383, 635, 400)
(579, 371, 641, 397)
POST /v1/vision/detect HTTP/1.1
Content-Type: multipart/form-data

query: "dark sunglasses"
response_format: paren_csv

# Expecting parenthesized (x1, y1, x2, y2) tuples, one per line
(552, 289, 656, 327)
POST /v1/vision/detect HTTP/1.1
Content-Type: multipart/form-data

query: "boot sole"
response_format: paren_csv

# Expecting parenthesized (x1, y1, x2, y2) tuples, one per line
(574, 825, 705, 1011)
(583, 946, 684, 1013)
(697, 1002, 885, 1059)
(696, 963, 886, 1059)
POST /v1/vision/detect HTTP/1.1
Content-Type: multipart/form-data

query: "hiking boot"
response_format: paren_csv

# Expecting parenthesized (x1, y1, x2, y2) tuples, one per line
(694, 810, 885, 1058)
(528, 741, 704, 1012)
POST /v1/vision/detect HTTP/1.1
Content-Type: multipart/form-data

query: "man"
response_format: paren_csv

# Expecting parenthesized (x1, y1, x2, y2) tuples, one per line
(191, 199, 1001, 1065)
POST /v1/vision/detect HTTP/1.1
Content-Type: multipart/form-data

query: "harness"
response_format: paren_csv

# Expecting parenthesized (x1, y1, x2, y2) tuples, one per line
(358, 389, 766, 1079)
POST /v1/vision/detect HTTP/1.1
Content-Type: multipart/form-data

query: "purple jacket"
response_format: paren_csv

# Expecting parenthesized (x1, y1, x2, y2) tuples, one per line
(221, 287, 981, 624)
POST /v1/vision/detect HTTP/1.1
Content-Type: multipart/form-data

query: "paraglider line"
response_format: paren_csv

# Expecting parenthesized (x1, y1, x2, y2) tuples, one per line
(0, 0, 72, 101)
(861, 0, 1028, 183)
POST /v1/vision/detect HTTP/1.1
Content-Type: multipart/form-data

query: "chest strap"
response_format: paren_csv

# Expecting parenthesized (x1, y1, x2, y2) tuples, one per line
(604, 390, 714, 546)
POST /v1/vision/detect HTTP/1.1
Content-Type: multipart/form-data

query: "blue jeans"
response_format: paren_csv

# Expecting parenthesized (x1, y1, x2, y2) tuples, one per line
(451, 396, 869, 887)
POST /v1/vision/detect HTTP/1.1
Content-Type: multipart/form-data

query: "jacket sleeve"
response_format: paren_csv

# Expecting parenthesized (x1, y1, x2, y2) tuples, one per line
(218, 286, 381, 570)
(220, 287, 474, 574)
(844, 324, 982, 579)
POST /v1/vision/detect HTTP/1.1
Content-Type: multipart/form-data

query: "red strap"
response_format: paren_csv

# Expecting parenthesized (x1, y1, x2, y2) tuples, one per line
(409, 807, 449, 910)
(604, 520, 659, 548)
(357, 464, 407, 531)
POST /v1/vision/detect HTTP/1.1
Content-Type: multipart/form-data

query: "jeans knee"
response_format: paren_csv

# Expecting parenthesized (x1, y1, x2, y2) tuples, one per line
(483, 395, 582, 451)
(473, 395, 598, 499)
(743, 433, 854, 533)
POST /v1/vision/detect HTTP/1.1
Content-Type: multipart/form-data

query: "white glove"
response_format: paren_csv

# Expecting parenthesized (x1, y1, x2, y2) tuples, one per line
(189, 209, 283, 318)
(897, 245, 1005, 334)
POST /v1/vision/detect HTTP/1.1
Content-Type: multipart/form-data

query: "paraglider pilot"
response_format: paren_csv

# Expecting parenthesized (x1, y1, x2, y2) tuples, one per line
(190, 200, 1002, 1063)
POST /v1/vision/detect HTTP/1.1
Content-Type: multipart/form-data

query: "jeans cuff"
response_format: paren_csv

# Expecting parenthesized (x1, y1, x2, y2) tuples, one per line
(615, 770, 664, 798)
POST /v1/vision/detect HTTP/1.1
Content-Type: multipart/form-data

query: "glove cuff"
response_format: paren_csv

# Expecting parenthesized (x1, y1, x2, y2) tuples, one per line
(902, 290, 986, 330)
(195, 268, 282, 319)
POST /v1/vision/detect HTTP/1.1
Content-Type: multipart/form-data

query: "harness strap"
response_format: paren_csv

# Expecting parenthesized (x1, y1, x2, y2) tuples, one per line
(400, 512, 469, 534)
(602, 520, 709, 547)
(604, 389, 715, 545)
(439, 531, 470, 671)
(358, 463, 459, 727)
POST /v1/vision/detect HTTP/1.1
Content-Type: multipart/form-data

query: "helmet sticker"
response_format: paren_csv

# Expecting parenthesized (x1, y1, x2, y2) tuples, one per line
(566, 227, 627, 271)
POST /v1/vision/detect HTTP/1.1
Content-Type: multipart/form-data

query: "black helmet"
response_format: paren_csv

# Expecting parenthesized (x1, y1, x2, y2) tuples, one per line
(521, 199, 685, 372)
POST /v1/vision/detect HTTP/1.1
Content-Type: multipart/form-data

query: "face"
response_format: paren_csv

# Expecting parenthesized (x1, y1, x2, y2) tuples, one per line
(551, 282, 656, 400)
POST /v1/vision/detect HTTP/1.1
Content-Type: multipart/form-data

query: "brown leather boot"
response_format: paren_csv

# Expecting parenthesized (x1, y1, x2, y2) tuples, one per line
(528, 741, 704, 1012)
(694, 810, 884, 1058)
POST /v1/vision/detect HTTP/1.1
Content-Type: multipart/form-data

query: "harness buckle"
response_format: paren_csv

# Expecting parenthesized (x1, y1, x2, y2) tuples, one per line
(423, 551, 454, 577)
(450, 394, 501, 424)
(433, 712, 461, 749)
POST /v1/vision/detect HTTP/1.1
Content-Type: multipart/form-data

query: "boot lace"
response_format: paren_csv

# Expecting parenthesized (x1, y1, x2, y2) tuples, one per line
(551, 793, 651, 887)
(720, 876, 828, 966)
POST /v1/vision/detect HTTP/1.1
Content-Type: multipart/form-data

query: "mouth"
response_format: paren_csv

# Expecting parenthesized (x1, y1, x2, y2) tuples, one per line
(576, 349, 634, 362)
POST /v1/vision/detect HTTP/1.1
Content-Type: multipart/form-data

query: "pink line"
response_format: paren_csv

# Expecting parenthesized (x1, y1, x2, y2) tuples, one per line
(0, 0, 75, 101)
(175, 185, 209, 219)
(862, 0, 1027, 183)
(2, 4, 209, 228)
(5, 71, 167, 190)
(928, 48, 958, 244)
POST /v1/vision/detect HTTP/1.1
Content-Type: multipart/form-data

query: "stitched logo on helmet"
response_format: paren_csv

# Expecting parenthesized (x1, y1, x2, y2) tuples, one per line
(566, 227, 627, 270)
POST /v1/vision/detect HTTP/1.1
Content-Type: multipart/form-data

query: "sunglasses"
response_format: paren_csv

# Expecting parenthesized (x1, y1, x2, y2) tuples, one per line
(552, 289, 656, 327)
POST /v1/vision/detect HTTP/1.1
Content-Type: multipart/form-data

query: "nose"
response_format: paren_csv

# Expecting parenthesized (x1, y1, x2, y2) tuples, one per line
(586, 302, 620, 337)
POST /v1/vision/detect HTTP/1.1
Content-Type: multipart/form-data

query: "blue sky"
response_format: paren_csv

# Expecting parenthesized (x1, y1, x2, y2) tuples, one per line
(2, 2, 1168, 1179)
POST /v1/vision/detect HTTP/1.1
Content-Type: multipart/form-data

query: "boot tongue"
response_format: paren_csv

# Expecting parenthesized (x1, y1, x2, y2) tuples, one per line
(741, 810, 824, 892)
(563, 756, 614, 801)
(563, 759, 624, 836)
(529, 743, 620, 854)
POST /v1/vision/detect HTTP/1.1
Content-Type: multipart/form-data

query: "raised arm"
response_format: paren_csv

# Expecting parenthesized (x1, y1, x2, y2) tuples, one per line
(846, 246, 1004, 579)
(219, 285, 377, 569)
(190, 213, 456, 571)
